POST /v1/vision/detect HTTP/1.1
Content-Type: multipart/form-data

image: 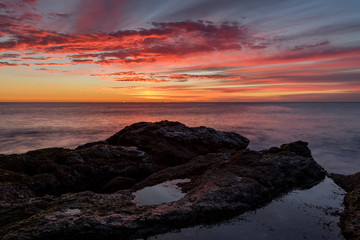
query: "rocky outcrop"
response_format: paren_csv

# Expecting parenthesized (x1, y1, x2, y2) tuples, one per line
(330, 172, 360, 240)
(0, 121, 326, 239)
(105, 121, 250, 167)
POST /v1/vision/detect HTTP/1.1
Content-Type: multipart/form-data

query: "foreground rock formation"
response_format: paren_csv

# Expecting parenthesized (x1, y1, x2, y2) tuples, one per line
(0, 121, 326, 239)
(330, 172, 360, 240)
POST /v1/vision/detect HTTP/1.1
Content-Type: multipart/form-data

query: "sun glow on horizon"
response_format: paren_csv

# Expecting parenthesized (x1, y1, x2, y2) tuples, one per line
(0, 0, 360, 102)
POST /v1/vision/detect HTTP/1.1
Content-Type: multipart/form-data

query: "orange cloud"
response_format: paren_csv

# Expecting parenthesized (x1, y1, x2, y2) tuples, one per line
(0, 21, 256, 67)
(1, 2, 359, 102)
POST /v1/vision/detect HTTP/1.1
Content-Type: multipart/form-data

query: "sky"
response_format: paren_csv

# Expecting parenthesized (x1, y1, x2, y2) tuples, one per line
(0, 0, 359, 102)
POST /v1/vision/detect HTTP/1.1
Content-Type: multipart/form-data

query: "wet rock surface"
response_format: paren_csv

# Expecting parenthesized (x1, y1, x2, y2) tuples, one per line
(0, 121, 327, 239)
(330, 172, 360, 240)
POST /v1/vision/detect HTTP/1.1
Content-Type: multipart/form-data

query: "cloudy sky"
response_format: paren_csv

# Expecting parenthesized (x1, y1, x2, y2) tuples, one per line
(0, 0, 359, 101)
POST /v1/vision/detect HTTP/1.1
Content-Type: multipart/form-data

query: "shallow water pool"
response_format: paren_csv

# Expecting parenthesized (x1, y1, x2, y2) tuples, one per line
(132, 179, 191, 206)
(149, 177, 345, 240)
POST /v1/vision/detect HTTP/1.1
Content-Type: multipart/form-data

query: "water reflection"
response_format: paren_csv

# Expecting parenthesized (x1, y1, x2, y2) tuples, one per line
(132, 179, 191, 206)
(149, 177, 345, 240)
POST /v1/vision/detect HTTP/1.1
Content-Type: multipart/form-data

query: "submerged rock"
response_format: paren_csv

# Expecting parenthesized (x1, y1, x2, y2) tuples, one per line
(330, 172, 360, 240)
(0, 121, 326, 240)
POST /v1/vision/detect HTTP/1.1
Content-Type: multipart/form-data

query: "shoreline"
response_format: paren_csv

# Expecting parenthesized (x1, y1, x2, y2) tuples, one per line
(2, 121, 356, 239)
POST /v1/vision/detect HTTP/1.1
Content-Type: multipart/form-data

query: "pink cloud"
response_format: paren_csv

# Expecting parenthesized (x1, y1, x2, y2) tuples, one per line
(0, 21, 254, 66)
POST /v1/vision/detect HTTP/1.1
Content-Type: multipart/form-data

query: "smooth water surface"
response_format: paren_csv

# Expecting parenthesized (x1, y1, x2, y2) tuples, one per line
(132, 179, 191, 206)
(0, 102, 358, 174)
(149, 177, 346, 240)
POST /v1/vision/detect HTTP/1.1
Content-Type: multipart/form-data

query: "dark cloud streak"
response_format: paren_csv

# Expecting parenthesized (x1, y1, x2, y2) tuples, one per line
(0, 20, 255, 65)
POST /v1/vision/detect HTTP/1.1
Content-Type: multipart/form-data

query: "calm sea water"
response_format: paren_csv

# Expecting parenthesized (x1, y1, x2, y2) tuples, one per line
(150, 177, 345, 240)
(0, 102, 358, 174)
(0, 102, 358, 239)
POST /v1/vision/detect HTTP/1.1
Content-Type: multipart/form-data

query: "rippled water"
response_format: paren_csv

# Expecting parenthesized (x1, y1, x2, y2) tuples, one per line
(0, 102, 359, 174)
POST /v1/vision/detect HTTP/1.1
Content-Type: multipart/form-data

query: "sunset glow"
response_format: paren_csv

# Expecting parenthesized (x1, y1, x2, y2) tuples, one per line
(1, 0, 359, 102)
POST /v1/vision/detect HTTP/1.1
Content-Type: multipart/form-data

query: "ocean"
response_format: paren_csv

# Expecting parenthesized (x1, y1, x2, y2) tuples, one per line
(0, 102, 359, 174)
(0, 102, 358, 239)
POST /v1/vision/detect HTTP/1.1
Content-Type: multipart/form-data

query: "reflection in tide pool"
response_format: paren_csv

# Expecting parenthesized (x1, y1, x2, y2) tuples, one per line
(132, 179, 191, 206)
(149, 177, 345, 240)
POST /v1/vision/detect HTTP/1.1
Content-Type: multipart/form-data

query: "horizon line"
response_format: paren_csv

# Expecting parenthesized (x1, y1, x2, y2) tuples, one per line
(0, 101, 359, 104)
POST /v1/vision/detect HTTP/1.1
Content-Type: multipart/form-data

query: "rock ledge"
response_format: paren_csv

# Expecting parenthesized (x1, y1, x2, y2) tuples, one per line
(0, 121, 326, 239)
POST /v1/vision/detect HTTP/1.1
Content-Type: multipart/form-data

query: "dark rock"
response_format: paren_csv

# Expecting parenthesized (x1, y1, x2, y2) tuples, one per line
(280, 141, 312, 157)
(101, 176, 136, 193)
(76, 141, 107, 150)
(105, 120, 250, 166)
(0, 144, 155, 199)
(329, 172, 360, 192)
(267, 146, 281, 153)
(0, 121, 326, 240)
(329, 172, 360, 240)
